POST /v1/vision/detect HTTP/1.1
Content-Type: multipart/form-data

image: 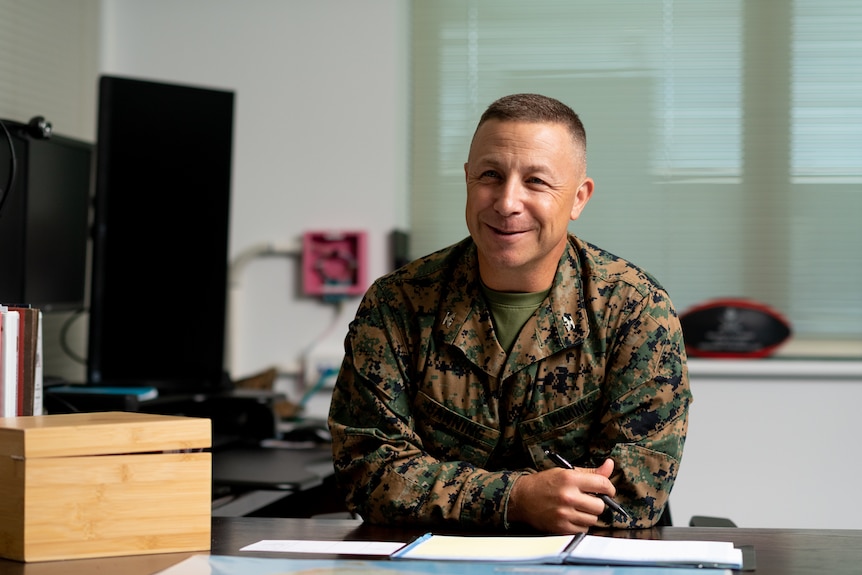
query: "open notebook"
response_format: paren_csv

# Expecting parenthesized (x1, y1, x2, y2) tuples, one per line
(391, 533, 748, 570)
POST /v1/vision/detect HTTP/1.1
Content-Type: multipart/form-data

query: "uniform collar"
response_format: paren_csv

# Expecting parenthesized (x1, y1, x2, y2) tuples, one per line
(437, 237, 590, 377)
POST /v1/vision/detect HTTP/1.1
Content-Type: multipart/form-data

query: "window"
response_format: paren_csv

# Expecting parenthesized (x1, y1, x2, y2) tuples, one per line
(0, 0, 99, 141)
(410, 0, 862, 355)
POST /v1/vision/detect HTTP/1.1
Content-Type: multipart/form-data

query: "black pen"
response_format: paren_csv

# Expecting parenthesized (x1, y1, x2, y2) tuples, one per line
(544, 450, 631, 521)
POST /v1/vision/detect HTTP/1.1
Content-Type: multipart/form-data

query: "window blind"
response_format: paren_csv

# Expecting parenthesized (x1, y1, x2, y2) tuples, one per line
(0, 0, 99, 140)
(410, 0, 862, 352)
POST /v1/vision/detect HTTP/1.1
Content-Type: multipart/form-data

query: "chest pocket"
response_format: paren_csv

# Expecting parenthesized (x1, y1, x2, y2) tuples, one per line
(518, 388, 601, 465)
(413, 391, 499, 465)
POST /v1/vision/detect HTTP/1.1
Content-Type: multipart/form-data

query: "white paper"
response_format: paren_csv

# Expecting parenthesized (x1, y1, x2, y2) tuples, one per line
(392, 533, 743, 569)
(568, 535, 743, 568)
(240, 538, 405, 555)
(153, 555, 211, 575)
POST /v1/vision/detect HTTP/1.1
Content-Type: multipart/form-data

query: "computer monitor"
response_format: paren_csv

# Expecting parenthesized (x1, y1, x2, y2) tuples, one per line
(0, 123, 92, 312)
(87, 75, 235, 393)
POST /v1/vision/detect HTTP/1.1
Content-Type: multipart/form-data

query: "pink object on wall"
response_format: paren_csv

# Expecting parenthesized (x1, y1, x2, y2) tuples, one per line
(302, 231, 368, 297)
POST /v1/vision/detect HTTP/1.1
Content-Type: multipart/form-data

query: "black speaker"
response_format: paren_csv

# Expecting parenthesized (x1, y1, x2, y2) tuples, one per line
(0, 128, 92, 311)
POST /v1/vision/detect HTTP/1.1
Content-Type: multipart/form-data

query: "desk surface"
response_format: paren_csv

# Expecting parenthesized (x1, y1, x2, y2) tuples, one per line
(212, 445, 333, 491)
(2, 517, 861, 574)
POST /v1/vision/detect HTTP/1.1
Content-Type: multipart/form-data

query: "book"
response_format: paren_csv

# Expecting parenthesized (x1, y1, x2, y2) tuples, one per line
(0, 307, 20, 417)
(392, 533, 573, 563)
(391, 533, 745, 570)
(33, 310, 43, 415)
(13, 307, 27, 415)
(10, 306, 39, 416)
(46, 385, 159, 402)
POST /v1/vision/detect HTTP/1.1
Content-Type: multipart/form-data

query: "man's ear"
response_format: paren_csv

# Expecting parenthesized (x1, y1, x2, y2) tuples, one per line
(570, 177, 595, 221)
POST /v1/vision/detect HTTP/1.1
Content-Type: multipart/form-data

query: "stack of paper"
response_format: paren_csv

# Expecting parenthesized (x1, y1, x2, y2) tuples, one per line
(391, 533, 745, 570)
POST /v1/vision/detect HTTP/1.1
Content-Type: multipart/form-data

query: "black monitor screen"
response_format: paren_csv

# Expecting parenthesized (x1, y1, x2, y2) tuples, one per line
(87, 75, 234, 393)
(0, 128, 92, 311)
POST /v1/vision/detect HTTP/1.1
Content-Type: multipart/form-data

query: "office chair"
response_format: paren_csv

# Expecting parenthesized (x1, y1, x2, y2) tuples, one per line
(689, 514, 738, 527)
(659, 502, 738, 527)
(656, 503, 673, 526)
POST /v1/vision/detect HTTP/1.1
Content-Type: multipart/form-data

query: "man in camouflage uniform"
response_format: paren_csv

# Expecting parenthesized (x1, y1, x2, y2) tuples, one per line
(328, 93, 691, 532)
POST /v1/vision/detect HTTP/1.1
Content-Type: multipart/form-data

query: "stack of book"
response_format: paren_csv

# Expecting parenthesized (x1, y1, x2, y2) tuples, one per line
(0, 304, 43, 417)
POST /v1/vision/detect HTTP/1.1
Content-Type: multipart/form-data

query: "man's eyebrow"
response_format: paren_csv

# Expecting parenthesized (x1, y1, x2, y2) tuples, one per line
(473, 157, 552, 174)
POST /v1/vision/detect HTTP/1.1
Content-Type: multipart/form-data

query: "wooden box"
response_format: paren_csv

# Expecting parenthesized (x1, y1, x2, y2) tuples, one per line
(0, 411, 212, 562)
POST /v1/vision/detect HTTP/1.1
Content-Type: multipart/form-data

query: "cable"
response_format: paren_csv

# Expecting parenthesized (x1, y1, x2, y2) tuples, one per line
(228, 241, 301, 289)
(59, 308, 88, 365)
(299, 297, 345, 368)
(227, 240, 302, 374)
(296, 365, 339, 412)
(292, 297, 346, 416)
(0, 120, 18, 217)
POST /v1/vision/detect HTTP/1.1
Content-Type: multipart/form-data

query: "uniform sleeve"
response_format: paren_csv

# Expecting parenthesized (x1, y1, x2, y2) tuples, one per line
(327, 288, 527, 528)
(595, 287, 692, 528)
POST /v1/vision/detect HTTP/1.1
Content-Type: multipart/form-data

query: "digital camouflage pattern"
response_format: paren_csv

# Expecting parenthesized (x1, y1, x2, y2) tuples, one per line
(328, 234, 692, 530)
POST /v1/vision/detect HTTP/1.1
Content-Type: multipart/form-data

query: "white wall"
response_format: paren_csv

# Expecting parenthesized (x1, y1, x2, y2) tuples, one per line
(671, 359, 862, 529)
(99, 0, 410, 408)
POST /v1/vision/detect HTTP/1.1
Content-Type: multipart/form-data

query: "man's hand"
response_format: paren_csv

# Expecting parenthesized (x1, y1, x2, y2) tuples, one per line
(507, 459, 616, 533)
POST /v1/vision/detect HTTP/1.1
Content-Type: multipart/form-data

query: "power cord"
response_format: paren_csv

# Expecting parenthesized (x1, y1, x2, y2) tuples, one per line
(296, 365, 340, 413)
(59, 308, 88, 365)
(0, 116, 52, 217)
(0, 120, 18, 217)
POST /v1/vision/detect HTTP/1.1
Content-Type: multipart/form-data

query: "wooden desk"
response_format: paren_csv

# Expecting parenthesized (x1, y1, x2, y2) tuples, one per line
(211, 444, 339, 517)
(1, 517, 860, 574)
(212, 445, 333, 492)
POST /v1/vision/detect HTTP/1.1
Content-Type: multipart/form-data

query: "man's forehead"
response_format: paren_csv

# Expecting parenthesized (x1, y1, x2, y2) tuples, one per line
(469, 120, 581, 163)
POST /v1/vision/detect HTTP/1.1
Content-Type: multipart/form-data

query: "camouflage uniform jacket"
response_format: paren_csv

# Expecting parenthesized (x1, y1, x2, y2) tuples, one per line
(328, 234, 691, 529)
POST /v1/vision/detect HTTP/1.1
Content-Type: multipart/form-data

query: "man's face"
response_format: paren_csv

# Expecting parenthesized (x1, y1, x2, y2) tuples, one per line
(464, 119, 593, 292)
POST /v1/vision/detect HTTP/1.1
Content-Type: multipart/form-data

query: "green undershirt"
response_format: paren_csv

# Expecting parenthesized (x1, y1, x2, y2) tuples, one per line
(481, 283, 550, 353)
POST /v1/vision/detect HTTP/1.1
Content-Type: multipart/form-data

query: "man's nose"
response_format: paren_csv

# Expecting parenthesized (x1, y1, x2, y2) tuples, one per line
(494, 179, 524, 215)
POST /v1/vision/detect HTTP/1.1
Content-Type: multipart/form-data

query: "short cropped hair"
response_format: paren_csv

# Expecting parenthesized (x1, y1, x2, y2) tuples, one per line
(475, 93, 587, 156)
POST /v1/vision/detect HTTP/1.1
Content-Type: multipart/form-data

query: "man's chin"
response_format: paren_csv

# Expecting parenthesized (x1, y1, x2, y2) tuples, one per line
(481, 249, 529, 271)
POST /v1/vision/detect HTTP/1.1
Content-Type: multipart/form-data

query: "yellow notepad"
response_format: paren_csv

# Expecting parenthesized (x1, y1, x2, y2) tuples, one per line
(392, 533, 575, 563)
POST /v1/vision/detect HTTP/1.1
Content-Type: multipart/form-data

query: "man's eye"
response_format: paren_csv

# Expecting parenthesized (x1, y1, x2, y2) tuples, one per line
(526, 176, 546, 185)
(480, 170, 502, 179)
